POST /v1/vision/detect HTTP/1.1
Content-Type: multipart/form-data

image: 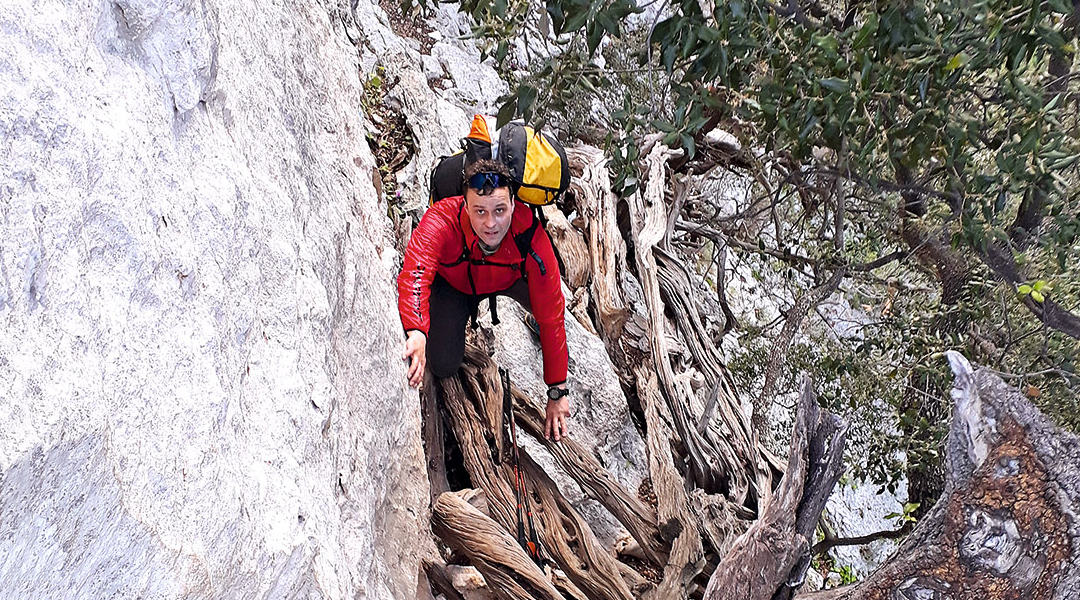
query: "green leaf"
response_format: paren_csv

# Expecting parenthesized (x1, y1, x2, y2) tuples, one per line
(545, 2, 564, 33)
(1031, 290, 1045, 303)
(819, 77, 849, 94)
(662, 43, 678, 73)
(1038, 25, 1066, 49)
(517, 85, 538, 118)
(496, 96, 518, 129)
(1048, 154, 1080, 170)
(564, 9, 589, 33)
(1049, 0, 1072, 13)
(651, 119, 675, 132)
(730, 0, 745, 19)
(812, 33, 839, 55)
(799, 114, 820, 141)
(1018, 284, 1033, 295)
(586, 23, 604, 54)
(650, 18, 675, 46)
(853, 13, 879, 50)
(944, 52, 969, 73)
(681, 133, 696, 158)
(596, 11, 620, 37)
(1019, 128, 1040, 155)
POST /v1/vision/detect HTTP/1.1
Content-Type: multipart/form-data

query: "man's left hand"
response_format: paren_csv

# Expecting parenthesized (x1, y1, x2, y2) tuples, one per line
(545, 396, 570, 442)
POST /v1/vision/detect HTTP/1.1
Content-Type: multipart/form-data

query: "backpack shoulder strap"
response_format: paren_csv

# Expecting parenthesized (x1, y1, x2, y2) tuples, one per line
(513, 206, 546, 277)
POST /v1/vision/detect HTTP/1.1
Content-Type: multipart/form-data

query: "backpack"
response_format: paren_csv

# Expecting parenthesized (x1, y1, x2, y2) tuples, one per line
(429, 115, 569, 325)
(428, 115, 570, 206)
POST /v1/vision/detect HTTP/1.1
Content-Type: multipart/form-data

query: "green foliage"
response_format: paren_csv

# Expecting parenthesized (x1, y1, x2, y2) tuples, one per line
(834, 564, 859, 585)
(811, 553, 861, 586)
(884, 502, 921, 524)
(456, 0, 1080, 502)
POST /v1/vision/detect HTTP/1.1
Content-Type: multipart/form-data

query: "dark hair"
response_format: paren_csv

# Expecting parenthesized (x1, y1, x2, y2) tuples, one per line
(462, 159, 512, 191)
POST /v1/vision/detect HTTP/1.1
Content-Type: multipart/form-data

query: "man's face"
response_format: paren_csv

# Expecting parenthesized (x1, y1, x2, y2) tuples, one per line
(464, 186, 513, 248)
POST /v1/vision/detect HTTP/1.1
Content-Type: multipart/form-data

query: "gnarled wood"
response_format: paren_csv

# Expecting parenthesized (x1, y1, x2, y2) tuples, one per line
(655, 245, 767, 496)
(633, 365, 705, 600)
(485, 351, 670, 567)
(703, 376, 847, 600)
(626, 144, 754, 504)
(440, 364, 639, 600)
(565, 146, 631, 344)
(542, 203, 591, 292)
(432, 491, 565, 600)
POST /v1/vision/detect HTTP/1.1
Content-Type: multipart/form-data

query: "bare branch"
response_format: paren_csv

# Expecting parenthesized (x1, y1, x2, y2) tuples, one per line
(811, 521, 914, 555)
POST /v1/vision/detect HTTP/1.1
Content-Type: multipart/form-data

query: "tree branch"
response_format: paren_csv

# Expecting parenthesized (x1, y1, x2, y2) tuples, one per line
(980, 241, 1080, 341)
(811, 521, 914, 555)
(675, 219, 818, 268)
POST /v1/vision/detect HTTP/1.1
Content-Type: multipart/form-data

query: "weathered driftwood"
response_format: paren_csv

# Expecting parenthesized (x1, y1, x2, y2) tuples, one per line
(542, 203, 591, 292)
(498, 366, 670, 567)
(702, 376, 847, 600)
(565, 146, 631, 345)
(654, 245, 766, 498)
(564, 143, 749, 598)
(633, 364, 705, 600)
(800, 352, 1080, 600)
(432, 491, 565, 600)
(626, 144, 765, 506)
(439, 360, 640, 600)
(460, 352, 653, 596)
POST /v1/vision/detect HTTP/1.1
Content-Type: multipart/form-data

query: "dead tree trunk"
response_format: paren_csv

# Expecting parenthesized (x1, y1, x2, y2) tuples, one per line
(799, 352, 1080, 600)
(703, 376, 847, 600)
(432, 490, 566, 600)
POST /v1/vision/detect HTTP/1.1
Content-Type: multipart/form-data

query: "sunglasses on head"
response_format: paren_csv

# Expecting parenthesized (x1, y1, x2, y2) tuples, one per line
(467, 172, 505, 195)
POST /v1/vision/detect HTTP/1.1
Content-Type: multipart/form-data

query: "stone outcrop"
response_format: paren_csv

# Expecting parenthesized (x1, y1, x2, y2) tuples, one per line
(0, 0, 429, 597)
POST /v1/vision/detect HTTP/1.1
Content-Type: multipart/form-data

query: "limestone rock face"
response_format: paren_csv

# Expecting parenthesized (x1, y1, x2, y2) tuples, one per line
(491, 300, 650, 547)
(349, 0, 506, 213)
(0, 1, 429, 598)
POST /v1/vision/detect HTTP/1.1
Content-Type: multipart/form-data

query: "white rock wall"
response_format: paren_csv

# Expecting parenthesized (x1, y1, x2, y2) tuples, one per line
(0, 0, 429, 598)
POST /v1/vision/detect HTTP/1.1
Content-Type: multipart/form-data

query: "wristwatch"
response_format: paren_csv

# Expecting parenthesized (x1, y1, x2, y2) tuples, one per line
(547, 386, 569, 401)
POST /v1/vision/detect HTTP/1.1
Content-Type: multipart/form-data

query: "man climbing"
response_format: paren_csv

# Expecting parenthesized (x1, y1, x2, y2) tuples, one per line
(397, 159, 571, 441)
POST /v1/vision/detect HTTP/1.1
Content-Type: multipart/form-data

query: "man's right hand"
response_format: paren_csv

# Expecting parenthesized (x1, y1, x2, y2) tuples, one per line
(403, 330, 427, 388)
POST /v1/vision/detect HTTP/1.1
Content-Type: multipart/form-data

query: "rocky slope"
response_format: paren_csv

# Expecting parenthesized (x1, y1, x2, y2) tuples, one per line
(1, 0, 430, 597)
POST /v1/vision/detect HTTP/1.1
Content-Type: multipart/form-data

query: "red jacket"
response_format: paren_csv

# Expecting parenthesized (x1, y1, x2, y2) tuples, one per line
(397, 197, 568, 385)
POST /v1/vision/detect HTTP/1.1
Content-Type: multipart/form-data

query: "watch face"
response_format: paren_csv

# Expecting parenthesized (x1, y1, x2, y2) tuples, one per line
(548, 387, 566, 400)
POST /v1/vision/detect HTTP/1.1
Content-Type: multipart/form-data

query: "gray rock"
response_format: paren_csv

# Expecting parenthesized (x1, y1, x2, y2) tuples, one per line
(487, 298, 649, 547)
(0, 1, 429, 598)
(821, 480, 907, 578)
(348, 0, 504, 213)
(429, 41, 507, 112)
